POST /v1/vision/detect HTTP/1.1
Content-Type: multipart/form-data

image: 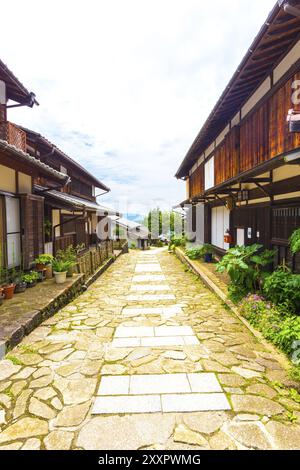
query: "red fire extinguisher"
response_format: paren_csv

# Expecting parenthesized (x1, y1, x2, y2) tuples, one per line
(224, 230, 233, 245)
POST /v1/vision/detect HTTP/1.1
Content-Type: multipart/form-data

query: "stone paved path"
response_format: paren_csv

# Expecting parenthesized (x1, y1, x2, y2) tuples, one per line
(0, 248, 300, 450)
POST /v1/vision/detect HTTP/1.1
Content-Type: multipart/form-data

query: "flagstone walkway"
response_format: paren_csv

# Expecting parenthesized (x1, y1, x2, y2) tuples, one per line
(0, 248, 300, 450)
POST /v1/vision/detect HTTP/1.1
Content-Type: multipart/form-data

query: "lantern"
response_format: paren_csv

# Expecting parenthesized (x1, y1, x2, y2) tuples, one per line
(224, 230, 233, 245)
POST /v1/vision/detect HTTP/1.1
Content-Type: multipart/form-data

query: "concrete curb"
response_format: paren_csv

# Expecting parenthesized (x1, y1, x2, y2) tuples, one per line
(175, 247, 292, 372)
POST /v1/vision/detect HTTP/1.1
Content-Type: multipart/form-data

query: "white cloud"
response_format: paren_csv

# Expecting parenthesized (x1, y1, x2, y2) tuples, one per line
(2, 0, 276, 217)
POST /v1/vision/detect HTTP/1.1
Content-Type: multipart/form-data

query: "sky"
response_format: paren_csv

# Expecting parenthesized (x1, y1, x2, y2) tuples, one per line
(2, 0, 276, 220)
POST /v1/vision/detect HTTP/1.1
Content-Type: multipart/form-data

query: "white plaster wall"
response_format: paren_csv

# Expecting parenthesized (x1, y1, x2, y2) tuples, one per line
(215, 125, 230, 147)
(52, 209, 61, 237)
(274, 39, 300, 84)
(241, 77, 271, 119)
(18, 172, 32, 194)
(0, 165, 16, 193)
(205, 156, 215, 190)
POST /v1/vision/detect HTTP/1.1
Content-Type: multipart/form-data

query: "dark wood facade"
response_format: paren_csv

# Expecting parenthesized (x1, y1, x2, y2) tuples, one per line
(176, 2, 300, 272)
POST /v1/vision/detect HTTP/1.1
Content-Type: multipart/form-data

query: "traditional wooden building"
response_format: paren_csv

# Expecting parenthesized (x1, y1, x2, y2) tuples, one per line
(176, 0, 300, 271)
(0, 60, 68, 269)
(19, 128, 119, 255)
(109, 216, 149, 249)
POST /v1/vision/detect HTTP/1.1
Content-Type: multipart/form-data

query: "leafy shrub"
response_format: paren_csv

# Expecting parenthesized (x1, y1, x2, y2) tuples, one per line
(22, 271, 39, 283)
(52, 259, 73, 273)
(263, 268, 300, 314)
(186, 244, 215, 260)
(185, 247, 203, 260)
(34, 254, 54, 265)
(290, 228, 300, 255)
(170, 236, 186, 248)
(240, 294, 300, 356)
(216, 244, 275, 302)
(153, 240, 164, 247)
(56, 246, 77, 263)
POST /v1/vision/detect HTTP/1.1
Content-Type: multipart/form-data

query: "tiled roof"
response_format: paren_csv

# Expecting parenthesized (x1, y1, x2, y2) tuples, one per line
(0, 139, 68, 183)
(34, 185, 120, 215)
(19, 126, 110, 192)
(0, 59, 38, 106)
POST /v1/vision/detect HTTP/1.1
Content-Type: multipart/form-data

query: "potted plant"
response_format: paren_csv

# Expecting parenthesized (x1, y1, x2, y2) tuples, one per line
(200, 244, 215, 263)
(0, 287, 4, 306)
(22, 271, 39, 288)
(13, 271, 27, 294)
(34, 254, 54, 280)
(56, 246, 76, 278)
(1, 267, 16, 300)
(52, 259, 72, 285)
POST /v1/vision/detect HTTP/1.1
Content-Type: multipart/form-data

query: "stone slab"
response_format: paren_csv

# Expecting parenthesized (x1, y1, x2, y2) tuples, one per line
(161, 393, 231, 413)
(130, 374, 190, 395)
(92, 395, 162, 414)
(98, 376, 130, 396)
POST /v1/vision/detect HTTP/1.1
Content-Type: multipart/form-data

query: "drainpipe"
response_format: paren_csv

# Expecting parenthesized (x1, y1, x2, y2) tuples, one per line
(95, 189, 110, 198)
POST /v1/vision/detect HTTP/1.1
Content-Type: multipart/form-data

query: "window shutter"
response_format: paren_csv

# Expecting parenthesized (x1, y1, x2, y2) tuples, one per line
(20, 194, 44, 269)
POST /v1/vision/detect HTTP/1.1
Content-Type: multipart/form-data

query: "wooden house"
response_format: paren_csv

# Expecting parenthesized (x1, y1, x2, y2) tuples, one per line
(109, 216, 149, 249)
(0, 60, 68, 270)
(176, 0, 300, 271)
(20, 127, 119, 256)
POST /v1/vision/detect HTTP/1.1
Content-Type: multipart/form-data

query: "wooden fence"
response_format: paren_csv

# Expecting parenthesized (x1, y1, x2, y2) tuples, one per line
(75, 241, 114, 277)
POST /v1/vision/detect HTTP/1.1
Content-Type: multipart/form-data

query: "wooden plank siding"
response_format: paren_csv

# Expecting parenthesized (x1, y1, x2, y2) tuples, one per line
(189, 68, 300, 198)
(20, 194, 45, 269)
(240, 102, 269, 172)
(189, 163, 204, 198)
(269, 72, 300, 158)
(215, 126, 240, 185)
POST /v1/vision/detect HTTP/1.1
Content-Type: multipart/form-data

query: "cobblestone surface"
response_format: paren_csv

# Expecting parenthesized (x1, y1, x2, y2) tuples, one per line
(0, 248, 300, 450)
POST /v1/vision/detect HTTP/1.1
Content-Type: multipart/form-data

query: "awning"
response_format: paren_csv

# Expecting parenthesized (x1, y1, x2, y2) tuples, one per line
(34, 185, 120, 216)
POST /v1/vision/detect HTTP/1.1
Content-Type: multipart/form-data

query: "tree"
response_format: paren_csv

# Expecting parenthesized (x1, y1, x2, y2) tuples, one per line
(142, 209, 183, 238)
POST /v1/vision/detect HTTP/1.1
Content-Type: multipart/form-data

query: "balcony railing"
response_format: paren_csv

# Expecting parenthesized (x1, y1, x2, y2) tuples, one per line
(0, 121, 27, 152)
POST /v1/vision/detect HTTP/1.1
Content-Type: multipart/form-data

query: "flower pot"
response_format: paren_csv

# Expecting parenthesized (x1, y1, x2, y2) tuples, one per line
(3, 284, 16, 300)
(204, 253, 213, 263)
(15, 282, 27, 294)
(26, 280, 37, 288)
(45, 265, 53, 280)
(54, 271, 67, 285)
(35, 263, 45, 271)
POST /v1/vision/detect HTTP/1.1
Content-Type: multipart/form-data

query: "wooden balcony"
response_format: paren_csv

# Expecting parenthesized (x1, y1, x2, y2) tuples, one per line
(0, 121, 27, 152)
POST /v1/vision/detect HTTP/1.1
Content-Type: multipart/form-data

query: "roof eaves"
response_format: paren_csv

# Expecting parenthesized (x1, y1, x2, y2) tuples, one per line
(0, 59, 38, 106)
(175, 1, 298, 178)
(19, 126, 110, 191)
(0, 140, 68, 183)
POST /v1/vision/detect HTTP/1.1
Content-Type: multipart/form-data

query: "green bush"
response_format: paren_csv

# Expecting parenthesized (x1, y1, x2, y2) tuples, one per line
(22, 271, 39, 283)
(216, 244, 275, 302)
(263, 268, 300, 314)
(240, 294, 300, 356)
(290, 228, 300, 255)
(34, 254, 54, 266)
(185, 247, 203, 260)
(170, 236, 186, 248)
(52, 259, 73, 273)
(186, 244, 215, 260)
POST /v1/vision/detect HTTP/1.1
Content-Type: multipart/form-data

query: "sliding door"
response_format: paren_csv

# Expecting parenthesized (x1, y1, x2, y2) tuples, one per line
(5, 196, 21, 268)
